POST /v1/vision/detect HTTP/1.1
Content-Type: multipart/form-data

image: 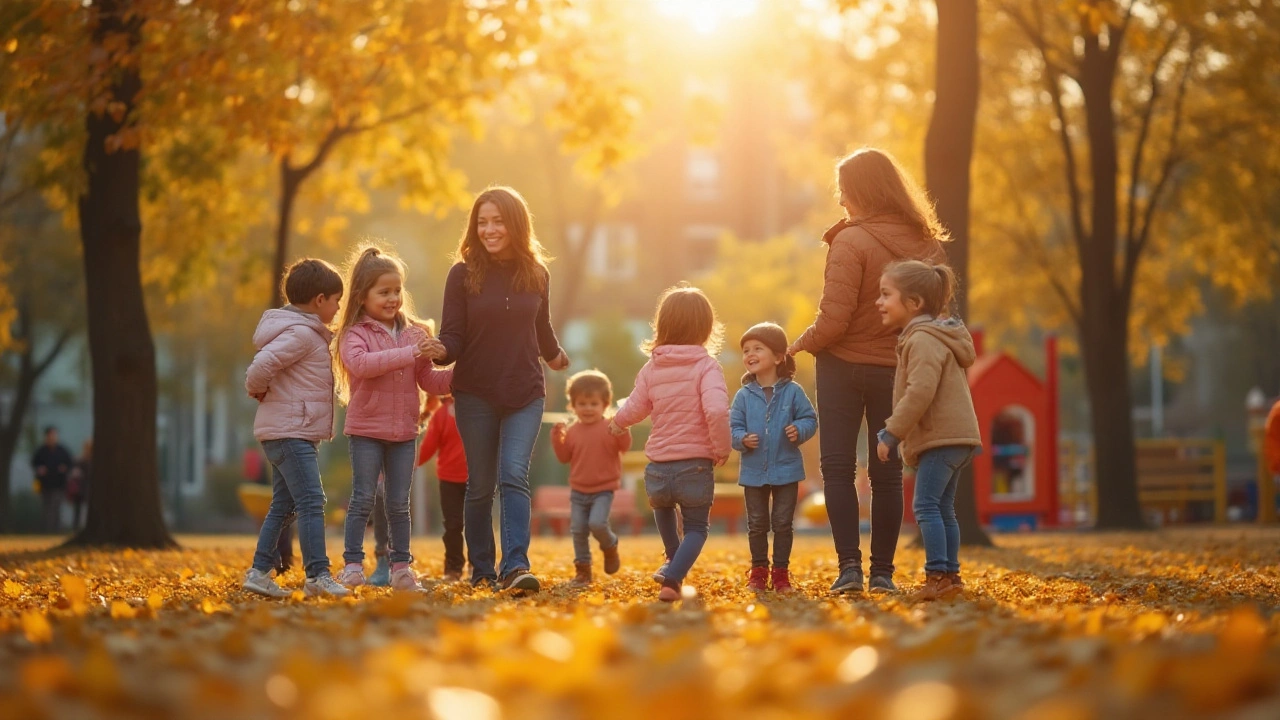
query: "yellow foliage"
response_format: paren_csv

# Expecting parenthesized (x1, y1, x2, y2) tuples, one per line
(0, 532, 1277, 718)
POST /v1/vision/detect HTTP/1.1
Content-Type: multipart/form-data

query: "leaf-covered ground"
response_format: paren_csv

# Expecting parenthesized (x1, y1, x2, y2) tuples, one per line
(1, 529, 1278, 720)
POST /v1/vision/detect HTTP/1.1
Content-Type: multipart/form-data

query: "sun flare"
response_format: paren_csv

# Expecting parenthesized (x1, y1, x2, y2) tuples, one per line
(652, 0, 761, 34)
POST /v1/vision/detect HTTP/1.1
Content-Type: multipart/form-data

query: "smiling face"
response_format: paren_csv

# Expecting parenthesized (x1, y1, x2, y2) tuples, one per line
(476, 202, 510, 258)
(571, 393, 608, 424)
(742, 339, 782, 383)
(876, 276, 919, 329)
(363, 272, 403, 324)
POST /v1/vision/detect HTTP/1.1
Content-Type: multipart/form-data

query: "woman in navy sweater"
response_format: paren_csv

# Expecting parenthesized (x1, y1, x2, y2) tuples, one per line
(437, 186, 570, 593)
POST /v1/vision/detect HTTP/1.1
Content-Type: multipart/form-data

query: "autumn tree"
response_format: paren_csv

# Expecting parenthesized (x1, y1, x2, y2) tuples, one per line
(980, 0, 1280, 528)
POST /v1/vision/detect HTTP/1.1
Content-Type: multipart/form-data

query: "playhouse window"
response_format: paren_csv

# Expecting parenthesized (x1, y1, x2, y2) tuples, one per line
(991, 406, 1034, 501)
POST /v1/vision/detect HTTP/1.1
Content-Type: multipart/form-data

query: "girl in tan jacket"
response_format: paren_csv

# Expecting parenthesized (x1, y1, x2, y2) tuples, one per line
(874, 261, 981, 601)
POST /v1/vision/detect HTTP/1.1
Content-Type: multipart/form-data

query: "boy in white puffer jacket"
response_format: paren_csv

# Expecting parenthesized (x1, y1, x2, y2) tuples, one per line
(242, 258, 350, 599)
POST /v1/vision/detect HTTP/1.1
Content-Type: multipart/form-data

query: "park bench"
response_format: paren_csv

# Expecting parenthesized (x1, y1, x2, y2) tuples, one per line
(531, 486, 644, 536)
(1135, 439, 1226, 524)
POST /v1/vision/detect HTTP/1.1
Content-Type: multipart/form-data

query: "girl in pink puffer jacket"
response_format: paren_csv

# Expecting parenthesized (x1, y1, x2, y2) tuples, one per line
(334, 245, 453, 592)
(610, 285, 732, 602)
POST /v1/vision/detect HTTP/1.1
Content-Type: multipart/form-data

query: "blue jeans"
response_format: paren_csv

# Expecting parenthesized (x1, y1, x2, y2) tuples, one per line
(645, 458, 715, 585)
(570, 489, 617, 564)
(344, 436, 416, 565)
(454, 392, 544, 581)
(253, 439, 330, 579)
(913, 446, 977, 574)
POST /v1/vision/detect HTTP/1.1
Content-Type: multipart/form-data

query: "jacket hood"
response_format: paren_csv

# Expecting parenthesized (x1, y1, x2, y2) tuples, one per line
(651, 345, 715, 367)
(253, 307, 333, 350)
(824, 215, 939, 261)
(902, 317, 977, 368)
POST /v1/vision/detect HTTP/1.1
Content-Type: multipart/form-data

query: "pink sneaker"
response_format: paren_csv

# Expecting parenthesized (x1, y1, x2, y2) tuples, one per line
(336, 564, 365, 588)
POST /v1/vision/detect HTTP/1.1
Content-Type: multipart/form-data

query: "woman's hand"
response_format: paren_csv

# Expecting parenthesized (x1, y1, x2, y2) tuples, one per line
(547, 350, 571, 371)
(786, 341, 803, 357)
(785, 425, 799, 442)
(876, 441, 891, 463)
(742, 433, 760, 450)
(552, 422, 567, 440)
(419, 338, 447, 361)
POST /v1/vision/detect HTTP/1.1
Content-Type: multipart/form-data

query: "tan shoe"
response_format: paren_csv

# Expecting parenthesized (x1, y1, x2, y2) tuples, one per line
(570, 562, 593, 587)
(912, 572, 960, 602)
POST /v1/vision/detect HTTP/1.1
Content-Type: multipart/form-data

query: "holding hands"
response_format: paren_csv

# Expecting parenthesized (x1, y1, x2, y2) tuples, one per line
(415, 335, 447, 361)
(876, 441, 891, 463)
(607, 419, 626, 436)
(552, 422, 567, 441)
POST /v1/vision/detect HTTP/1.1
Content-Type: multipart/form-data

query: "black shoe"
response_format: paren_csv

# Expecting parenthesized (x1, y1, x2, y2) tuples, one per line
(500, 568, 541, 594)
(868, 574, 897, 594)
(830, 566, 864, 594)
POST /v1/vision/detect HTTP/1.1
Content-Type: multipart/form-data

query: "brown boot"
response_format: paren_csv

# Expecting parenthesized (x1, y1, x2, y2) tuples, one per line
(913, 572, 959, 602)
(570, 562, 592, 587)
(948, 572, 964, 591)
(602, 543, 621, 575)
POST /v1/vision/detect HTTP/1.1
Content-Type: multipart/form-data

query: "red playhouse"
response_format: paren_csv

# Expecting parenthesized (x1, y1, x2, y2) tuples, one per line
(904, 332, 1060, 531)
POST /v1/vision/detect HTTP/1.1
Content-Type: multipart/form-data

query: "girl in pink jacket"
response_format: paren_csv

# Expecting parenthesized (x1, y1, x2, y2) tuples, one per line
(335, 245, 453, 592)
(610, 285, 732, 602)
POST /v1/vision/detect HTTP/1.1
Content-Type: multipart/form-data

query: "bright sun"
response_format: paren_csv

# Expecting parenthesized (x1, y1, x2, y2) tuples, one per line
(652, 0, 761, 35)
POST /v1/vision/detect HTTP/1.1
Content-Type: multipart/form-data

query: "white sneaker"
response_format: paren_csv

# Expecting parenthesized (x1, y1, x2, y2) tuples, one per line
(305, 573, 351, 598)
(390, 567, 425, 592)
(335, 564, 366, 588)
(243, 568, 291, 598)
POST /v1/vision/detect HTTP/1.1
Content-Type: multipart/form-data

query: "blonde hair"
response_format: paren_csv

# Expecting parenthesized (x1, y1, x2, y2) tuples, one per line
(836, 148, 951, 243)
(882, 260, 958, 318)
(334, 242, 425, 403)
(566, 369, 613, 406)
(640, 285, 724, 356)
(455, 186, 551, 295)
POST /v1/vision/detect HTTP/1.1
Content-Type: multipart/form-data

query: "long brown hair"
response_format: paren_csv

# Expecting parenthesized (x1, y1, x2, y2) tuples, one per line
(333, 242, 425, 403)
(640, 285, 725, 356)
(883, 260, 958, 318)
(836, 148, 951, 243)
(454, 186, 551, 295)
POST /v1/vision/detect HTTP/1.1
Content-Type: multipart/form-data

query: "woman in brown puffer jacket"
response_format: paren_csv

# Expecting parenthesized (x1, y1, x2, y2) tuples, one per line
(787, 148, 949, 595)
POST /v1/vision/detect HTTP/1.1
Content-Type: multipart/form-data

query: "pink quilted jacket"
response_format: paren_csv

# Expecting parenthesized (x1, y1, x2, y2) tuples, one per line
(612, 345, 731, 463)
(245, 307, 336, 442)
(340, 317, 454, 442)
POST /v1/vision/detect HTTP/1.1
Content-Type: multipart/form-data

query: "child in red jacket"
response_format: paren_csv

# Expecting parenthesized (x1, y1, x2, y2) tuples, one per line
(417, 395, 469, 581)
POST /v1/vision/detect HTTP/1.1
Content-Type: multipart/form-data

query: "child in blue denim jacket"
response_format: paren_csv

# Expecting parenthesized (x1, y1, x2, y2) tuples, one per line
(730, 323, 818, 593)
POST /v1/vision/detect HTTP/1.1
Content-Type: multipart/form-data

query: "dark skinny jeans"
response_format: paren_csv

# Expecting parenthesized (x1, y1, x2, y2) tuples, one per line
(815, 353, 904, 577)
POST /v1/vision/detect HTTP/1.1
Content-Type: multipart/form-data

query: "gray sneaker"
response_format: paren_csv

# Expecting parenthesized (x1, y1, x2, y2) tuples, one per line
(652, 562, 670, 585)
(830, 566, 865, 594)
(305, 573, 352, 598)
(243, 568, 291, 598)
(499, 568, 540, 594)
(868, 574, 898, 594)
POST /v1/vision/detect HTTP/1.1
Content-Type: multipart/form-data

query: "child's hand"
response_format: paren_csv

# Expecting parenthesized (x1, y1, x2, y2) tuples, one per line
(742, 433, 760, 450)
(714, 455, 728, 467)
(876, 441, 891, 463)
(553, 422, 566, 439)
(608, 420, 626, 436)
(785, 424, 799, 442)
(250, 391, 266, 402)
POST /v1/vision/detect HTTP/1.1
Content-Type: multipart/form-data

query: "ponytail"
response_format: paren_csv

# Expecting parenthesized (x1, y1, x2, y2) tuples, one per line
(883, 260, 958, 317)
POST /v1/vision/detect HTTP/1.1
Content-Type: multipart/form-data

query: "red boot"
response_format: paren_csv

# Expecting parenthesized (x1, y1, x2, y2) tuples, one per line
(747, 565, 769, 590)
(771, 566, 794, 593)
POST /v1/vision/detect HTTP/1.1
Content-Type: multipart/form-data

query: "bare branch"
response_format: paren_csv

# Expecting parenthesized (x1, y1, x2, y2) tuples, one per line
(33, 326, 74, 377)
(1122, 37, 1198, 296)
(1124, 28, 1181, 252)
(999, 1, 1079, 79)
(1044, 68, 1089, 254)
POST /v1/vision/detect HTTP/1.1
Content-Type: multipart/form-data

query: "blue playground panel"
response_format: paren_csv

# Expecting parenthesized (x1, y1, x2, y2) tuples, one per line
(989, 513, 1039, 532)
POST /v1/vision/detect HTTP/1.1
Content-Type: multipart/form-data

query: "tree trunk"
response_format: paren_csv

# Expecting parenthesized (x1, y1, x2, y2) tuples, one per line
(1077, 35, 1145, 530)
(69, 0, 175, 548)
(271, 159, 302, 308)
(924, 0, 991, 546)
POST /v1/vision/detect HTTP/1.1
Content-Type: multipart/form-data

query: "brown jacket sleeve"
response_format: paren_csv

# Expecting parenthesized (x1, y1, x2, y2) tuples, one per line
(797, 231, 864, 354)
(884, 334, 946, 440)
